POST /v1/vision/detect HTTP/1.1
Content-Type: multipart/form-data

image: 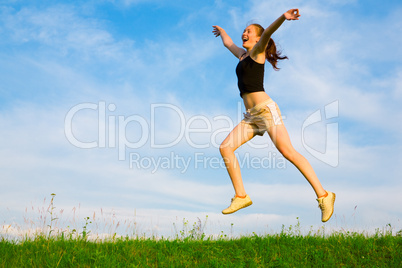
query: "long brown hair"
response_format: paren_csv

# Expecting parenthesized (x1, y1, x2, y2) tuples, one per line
(251, 23, 288, 70)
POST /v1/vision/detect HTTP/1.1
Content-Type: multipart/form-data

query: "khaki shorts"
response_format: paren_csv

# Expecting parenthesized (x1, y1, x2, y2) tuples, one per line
(241, 98, 284, 136)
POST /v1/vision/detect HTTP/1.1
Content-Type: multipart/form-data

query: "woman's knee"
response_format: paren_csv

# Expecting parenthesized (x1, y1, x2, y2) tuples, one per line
(219, 143, 234, 156)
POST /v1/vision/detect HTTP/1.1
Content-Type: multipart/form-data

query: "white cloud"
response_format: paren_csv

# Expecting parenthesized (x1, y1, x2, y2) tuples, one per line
(3, 181, 401, 240)
(1, 0, 401, 239)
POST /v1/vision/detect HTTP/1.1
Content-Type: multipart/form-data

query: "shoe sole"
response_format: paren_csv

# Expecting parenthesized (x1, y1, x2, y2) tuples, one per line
(222, 201, 253, 215)
(322, 193, 336, 222)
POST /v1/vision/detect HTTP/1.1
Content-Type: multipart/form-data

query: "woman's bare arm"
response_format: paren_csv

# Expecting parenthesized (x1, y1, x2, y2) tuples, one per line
(213, 25, 246, 59)
(252, 9, 300, 55)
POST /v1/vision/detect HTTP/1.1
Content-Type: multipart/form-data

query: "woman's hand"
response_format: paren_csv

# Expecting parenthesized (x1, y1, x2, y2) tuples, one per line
(212, 25, 223, 37)
(284, 9, 300, 20)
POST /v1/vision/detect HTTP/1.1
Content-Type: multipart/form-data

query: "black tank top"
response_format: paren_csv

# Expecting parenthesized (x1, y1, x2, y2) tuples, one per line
(235, 55, 265, 98)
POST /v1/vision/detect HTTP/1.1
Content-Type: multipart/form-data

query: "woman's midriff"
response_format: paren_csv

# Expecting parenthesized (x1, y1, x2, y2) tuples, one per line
(242, 91, 271, 110)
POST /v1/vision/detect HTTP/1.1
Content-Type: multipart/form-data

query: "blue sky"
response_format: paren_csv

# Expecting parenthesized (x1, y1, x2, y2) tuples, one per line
(1, 0, 402, 238)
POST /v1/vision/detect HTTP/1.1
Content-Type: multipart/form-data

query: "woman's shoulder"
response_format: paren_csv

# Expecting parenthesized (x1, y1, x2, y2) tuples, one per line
(249, 50, 266, 64)
(239, 52, 248, 61)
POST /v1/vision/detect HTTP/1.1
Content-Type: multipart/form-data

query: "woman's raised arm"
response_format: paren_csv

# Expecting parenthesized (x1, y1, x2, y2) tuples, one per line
(252, 9, 300, 55)
(213, 25, 246, 59)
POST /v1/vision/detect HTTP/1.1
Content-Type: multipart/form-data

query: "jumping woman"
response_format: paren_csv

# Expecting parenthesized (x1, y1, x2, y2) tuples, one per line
(212, 9, 335, 222)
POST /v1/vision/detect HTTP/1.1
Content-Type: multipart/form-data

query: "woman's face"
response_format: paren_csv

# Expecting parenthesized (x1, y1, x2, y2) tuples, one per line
(242, 25, 260, 50)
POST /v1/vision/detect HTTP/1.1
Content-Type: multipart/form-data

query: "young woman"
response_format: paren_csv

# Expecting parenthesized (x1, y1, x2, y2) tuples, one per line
(212, 9, 335, 222)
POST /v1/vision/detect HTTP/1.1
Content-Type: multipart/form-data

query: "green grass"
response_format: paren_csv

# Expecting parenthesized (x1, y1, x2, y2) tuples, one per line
(2, 195, 401, 267)
(1, 229, 401, 267)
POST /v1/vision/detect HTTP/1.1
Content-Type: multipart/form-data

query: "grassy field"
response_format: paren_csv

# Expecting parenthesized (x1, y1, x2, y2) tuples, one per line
(1, 227, 401, 267)
(1, 195, 401, 267)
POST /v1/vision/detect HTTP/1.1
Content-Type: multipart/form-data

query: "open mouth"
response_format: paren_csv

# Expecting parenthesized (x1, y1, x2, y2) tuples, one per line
(242, 37, 249, 42)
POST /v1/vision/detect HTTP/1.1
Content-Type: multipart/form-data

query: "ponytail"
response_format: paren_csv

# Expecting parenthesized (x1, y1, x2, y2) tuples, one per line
(251, 23, 288, 70)
(265, 38, 288, 71)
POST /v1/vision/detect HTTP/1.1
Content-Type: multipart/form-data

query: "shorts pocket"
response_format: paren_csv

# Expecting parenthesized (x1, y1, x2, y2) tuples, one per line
(266, 103, 283, 126)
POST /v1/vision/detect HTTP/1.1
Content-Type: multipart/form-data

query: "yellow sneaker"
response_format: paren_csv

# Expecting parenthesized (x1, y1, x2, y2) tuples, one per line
(317, 191, 336, 222)
(222, 195, 253, 214)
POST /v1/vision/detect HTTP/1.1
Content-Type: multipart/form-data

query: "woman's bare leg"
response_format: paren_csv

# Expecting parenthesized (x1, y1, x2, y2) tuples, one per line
(268, 124, 326, 198)
(219, 122, 257, 197)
